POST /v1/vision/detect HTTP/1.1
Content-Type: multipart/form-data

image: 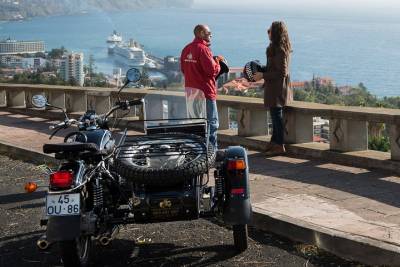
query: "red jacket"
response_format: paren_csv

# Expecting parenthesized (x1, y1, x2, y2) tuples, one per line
(181, 38, 220, 100)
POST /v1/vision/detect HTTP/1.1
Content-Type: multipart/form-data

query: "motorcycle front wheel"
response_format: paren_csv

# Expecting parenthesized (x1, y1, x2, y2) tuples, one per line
(59, 235, 93, 267)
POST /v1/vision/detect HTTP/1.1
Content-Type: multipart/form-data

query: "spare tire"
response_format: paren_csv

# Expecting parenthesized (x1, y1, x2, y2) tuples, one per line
(114, 133, 215, 186)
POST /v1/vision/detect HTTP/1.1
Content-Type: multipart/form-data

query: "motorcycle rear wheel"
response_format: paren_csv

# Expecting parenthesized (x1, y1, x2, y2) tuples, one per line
(59, 236, 93, 267)
(233, 224, 248, 252)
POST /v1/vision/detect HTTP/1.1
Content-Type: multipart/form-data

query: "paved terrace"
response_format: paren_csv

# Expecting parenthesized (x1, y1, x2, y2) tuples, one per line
(1, 84, 400, 266)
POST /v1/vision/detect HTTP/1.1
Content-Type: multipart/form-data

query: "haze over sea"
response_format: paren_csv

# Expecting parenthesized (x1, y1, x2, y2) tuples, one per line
(0, 7, 399, 97)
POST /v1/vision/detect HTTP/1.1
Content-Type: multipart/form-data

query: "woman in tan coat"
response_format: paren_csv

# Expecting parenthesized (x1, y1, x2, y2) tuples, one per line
(254, 21, 292, 155)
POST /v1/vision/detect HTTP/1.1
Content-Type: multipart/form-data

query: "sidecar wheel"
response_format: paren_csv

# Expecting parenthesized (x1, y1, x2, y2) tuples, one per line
(59, 236, 93, 267)
(233, 224, 248, 252)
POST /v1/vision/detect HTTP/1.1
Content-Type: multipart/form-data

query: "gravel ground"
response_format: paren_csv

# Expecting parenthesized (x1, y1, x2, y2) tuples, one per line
(0, 155, 366, 267)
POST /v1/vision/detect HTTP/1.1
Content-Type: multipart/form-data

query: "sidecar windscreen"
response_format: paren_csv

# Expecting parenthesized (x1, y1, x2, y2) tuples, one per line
(143, 88, 207, 136)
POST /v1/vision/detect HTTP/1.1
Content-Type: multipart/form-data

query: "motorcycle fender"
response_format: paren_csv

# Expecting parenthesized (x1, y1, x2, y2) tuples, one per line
(46, 216, 81, 242)
(222, 146, 252, 225)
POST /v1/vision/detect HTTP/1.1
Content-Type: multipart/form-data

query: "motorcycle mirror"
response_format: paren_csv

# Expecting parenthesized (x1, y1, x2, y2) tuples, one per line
(126, 68, 141, 84)
(32, 95, 47, 108)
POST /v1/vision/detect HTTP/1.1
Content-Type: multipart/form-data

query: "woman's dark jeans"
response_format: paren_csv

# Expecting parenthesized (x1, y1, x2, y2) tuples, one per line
(270, 107, 284, 145)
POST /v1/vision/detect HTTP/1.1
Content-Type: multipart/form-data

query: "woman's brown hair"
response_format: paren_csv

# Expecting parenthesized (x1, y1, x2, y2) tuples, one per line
(268, 21, 292, 56)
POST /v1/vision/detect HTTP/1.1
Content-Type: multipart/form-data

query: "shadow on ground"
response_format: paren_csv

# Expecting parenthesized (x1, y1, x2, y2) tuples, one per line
(0, 236, 238, 267)
(247, 152, 400, 208)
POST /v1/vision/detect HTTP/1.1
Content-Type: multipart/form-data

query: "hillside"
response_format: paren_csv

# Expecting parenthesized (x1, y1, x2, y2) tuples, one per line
(0, 0, 193, 21)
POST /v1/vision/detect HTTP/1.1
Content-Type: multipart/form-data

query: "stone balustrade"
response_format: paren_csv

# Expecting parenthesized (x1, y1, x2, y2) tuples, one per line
(1, 83, 400, 162)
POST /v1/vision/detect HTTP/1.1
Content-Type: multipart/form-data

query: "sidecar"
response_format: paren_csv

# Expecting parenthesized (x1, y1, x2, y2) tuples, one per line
(114, 88, 252, 251)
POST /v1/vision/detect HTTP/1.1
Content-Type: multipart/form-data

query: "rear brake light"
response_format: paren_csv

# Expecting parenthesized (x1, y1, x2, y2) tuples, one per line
(231, 188, 245, 195)
(227, 159, 246, 170)
(50, 171, 74, 188)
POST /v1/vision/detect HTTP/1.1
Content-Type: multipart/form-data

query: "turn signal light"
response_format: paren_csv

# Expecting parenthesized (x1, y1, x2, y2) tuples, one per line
(24, 182, 38, 193)
(50, 171, 74, 188)
(227, 159, 246, 170)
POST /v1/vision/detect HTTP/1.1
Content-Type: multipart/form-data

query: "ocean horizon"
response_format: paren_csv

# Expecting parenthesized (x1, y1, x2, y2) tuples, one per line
(0, 7, 399, 97)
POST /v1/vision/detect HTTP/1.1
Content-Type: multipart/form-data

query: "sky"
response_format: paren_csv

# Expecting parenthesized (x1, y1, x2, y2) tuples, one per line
(193, 0, 400, 13)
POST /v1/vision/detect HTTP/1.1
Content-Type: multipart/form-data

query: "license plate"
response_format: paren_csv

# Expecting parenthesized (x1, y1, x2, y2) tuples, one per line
(46, 193, 80, 216)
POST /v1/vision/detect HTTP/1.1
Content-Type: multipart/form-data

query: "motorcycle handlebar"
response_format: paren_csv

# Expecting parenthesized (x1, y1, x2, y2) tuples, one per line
(48, 99, 143, 131)
(105, 98, 143, 118)
(49, 119, 80, 130)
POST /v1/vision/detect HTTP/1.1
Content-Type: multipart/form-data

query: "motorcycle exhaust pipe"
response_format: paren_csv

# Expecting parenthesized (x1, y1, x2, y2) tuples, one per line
(37, 235, 50, 250)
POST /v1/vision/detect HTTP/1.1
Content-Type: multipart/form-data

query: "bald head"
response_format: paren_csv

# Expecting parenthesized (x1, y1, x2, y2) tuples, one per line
(193, 24, 212, 43)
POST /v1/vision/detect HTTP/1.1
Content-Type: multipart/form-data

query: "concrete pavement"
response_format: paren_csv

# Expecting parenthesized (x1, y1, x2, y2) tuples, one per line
(1, 110, 400, 266)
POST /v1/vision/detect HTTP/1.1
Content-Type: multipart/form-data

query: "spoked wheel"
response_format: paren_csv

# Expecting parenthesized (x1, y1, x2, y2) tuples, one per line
(233, 224, 248, 252)
(115, 133, 215, 186)
(59, 235, 93, 267)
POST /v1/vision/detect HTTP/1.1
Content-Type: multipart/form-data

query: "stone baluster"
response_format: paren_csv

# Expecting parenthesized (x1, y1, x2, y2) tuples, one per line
(87, 92, 111, 115)
(7, 88, 26, 108)
(329, 118, 368, 152)
(237, 108, 268, 137)
(217, 104, 230, 130)
(0, 88, 6, 107)
(65, 91, 87, 113)
(48, 90, 66, 110)
(284, 109, 314, 143)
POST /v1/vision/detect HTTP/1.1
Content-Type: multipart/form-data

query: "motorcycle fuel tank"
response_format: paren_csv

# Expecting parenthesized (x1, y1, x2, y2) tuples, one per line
(76, 129, 115, 151)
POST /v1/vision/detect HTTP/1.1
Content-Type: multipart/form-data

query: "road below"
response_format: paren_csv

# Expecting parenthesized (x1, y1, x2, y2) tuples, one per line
(0, 155, 363, 267)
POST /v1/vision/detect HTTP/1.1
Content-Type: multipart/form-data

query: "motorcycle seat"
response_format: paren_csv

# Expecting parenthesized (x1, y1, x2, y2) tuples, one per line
(43, 142, 100, 154)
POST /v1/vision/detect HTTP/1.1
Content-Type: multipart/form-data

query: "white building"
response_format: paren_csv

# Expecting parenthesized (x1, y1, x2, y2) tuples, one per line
(60, 53, 84, 86)
(0, 55, 46, 69)
(0, 38, 45, 55)
(313, 117, 330, 141)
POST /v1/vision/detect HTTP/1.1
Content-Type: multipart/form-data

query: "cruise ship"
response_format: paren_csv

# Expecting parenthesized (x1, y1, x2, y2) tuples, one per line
(107, 31, 122, 54)
(107, 30, 122, 44)
(107, 34, 161, 70)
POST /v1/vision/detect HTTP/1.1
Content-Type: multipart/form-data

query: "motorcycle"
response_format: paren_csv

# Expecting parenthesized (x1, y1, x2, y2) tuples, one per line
(28, 68, 252, 267)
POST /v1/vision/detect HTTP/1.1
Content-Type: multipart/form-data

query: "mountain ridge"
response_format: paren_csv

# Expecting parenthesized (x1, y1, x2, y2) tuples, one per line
(0, 0, 193, 21)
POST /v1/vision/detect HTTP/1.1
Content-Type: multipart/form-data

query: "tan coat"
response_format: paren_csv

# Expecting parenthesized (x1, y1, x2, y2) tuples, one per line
(262, 48, 292, 108)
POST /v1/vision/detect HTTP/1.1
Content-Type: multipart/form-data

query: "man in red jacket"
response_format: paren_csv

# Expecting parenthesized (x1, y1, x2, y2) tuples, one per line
(181, 24, 223, 148)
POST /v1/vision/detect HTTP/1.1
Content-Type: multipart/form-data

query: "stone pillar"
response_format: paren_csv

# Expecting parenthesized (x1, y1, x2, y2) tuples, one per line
(65, 91, 87, 113)
(237, 108, 268, 137)
(389, 124, 400, 161)
(329, 118, 368, 152)
(217, 104, 230, 130)
(48, 91, 66, 110)
(0, 89, 7, 107)
(87, 94, 111, 115)
(7, 89, 25, 107)
(284, 110, 314, 144)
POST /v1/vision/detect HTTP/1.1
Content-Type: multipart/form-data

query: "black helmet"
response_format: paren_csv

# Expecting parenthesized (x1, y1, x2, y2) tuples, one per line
(243, 60, 263, 82)
(214, 56, 229, 80)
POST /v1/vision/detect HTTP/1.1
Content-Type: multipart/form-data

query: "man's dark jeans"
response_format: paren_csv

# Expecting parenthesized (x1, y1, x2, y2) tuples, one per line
(270, 107, 284, 145)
